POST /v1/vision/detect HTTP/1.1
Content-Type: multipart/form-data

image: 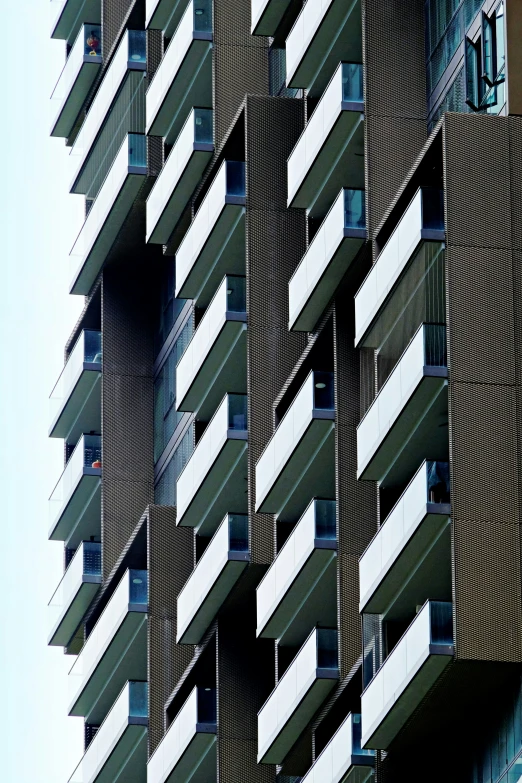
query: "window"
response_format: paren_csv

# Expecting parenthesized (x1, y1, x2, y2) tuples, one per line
(154, 258, 188, 358)
(154, 424, 194, 506)
(465, 2, 505, 112)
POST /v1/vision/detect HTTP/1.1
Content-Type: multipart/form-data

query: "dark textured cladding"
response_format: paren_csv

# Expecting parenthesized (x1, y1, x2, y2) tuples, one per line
(101, 261, 155, 580)
(147, 505, 194, 756)
(102, 0, 139, 62)
(245, 96, 307, 565)
(333, 252, 377, 679)
(443, 113, 522, 662)
(362, 0, 427, 248)
(213, 0, 270, 149)
(146, 29, 164, 177)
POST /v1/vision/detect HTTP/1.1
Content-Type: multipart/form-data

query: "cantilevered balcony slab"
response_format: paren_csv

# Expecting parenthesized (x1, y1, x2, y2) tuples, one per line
(361, 601, 453, 750)
(68, 570, 148, 725)
(176, 394, 247, 537)
(147, 109, 214, 245)
(287, 63, 364, 218)
(355, 188, 445, 346)
(48, 542, 101, 647)
(251, 0, 291, 35)
(177, 514, 249, 644)
(49, 434, 101, 548)
(70, 134, 146, 295)
(357, 325, 448, 487)
(176, 160, 246, 307)
(146, 0, 212, 145)
(49, 330, 101, 441)
(148, 687, 216, 783)
(257, 499, 337, 645)
(286, 0, 362, 96)
(69, 681, 148, 783)
(255, 371, 335, 522)
(360, 461, 451, 616)
(289, 189, 365, 332)
(176, 275, 246, 420)
(51, 0, 101, 42)
(300, 713, 374, 783)
(146, 0, 190, 37)
(51, 24, 102, 138)
(258, 628, 339, 764)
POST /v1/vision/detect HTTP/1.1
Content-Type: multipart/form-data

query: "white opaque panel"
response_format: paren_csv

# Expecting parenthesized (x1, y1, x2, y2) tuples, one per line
(146, 111, 195, 241)
(176, 277, 228, 405)
(286, 0, 335, 84)
(147, 688, 200, 783)
(357, 327, 426, 474)
(146, 2, 194, 129)
(354, 190, 423, 344)
(300, 714, 373, 783)
(176, 161, 227, 295)
(256, 501, 316, 633)
(255, 372, 315, 509)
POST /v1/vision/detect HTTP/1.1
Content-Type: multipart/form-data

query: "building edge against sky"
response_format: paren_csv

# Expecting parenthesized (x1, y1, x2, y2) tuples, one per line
(45, 1, 522, 783)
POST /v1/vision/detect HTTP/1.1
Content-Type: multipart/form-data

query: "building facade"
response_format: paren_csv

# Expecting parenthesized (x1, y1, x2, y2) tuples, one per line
(47, 0, 522, 782)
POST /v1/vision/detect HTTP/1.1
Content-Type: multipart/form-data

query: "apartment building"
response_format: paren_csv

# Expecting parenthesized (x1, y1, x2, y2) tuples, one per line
(47, 0, 522, 781)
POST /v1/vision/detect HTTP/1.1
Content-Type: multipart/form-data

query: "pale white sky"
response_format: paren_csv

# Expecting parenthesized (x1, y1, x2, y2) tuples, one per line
(0, 3, 89, 781)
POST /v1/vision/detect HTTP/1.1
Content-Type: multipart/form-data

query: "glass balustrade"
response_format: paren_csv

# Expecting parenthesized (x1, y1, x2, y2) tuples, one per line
(49, 330, 101, 428)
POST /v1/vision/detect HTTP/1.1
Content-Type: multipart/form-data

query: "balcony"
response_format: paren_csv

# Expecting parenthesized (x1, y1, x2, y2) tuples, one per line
(176, 394, 247, 537)
(258, 628, 339, 764)
(48, 541, 102, 647)
(70, 133, 147, 295)
(257, 499, 337, 645)
(359, 461, 451, 615)
(148, 687, 216, 783)
(176, 160, 246, 307)
(286, 0, 361, 95)
(287, 63, 364, 217)
(177, 514, 249, 644)
(49, 434, 101, 548)
(255, 371, 335, 522)
(355, 188, 445, 346)
(146, 109, 214, 245)
(68, 30, 146, 191)
(300, 713, 374, 783)
(51, 24, 102, 138)
(49, 329, 101, 441)
(51, 0, 101, 42)
(289, 189, 366, 332)
(176, 275, 247, 420)
(69, 681, 148, 783)
(357, 324, 448, 486)
(146, 0, 212, 145)
(251, 0, 291, 35)
(68, 570, 148, 724)
(361, 601, 453, 749)
(146, 0, 190, 37)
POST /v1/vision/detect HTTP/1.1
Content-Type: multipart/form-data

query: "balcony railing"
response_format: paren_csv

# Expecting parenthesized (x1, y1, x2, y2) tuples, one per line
(146, 0, 190, 37)
(176, 275, 247, 420)
(177, 513, 249, 643)
(69, 681, 148, 783)
(51, 0, 101, 42)
(49, 434, 101, 545)
(147, 108, 214, 245)
(146, 0, 213, 144)
(49, 329, 102, 440)
(177, 393, 248, 536)
(285, 0, 362, 94)
(48, 541, 102, 647)
(257, 499, 337, 642)
(360, 461, 450, 614)
(300, 713, 374, 783)
(355, 188, 445, 345)
(51, 23, 102, 138)
(68, 569, 148, 724)
(147, 687, 217, 783)
(70, 133, 147, 295)
(255, 370, 335, 521)
(357, 324, 448, 484)
(287, 63, 364, 216)
(289, 188, 366, 332)
(361, 601, 453, 749)
(258, 628, 339, 764)
(176, 160, 246, 306)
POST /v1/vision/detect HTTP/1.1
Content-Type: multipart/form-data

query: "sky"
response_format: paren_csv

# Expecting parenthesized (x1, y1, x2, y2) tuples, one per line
(0, 2, 88, 780)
